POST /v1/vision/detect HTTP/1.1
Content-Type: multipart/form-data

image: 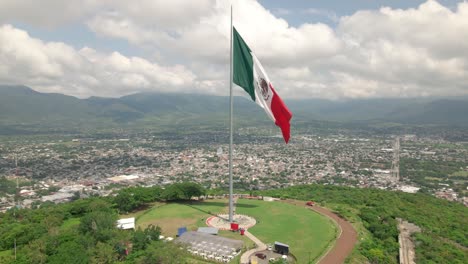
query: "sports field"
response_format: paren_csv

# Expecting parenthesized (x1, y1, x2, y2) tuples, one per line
(236, 199, 337, 263)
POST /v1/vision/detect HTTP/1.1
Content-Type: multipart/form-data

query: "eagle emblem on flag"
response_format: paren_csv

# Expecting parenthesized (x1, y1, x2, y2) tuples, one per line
(259, 78, 270, 100)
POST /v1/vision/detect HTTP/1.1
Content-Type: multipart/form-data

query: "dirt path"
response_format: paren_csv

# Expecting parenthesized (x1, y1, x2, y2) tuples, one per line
(309, 205, 358, 264)
(279, 200, 357, 264)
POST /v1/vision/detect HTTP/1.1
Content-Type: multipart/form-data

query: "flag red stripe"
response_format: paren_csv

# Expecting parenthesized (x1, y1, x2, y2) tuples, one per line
(269, 84, 292, 143)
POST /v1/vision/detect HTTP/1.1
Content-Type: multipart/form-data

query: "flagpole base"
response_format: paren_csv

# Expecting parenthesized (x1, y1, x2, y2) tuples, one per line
(206, 214, 256, 231)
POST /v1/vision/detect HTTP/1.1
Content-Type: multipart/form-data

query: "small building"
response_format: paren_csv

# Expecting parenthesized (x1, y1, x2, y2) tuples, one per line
(116, 217, 135, 230)
(274, 241, 289, 255)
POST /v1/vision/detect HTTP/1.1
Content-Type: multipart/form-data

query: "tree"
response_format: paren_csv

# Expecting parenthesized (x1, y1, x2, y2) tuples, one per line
(90, 242, 117, 264)
(114, 191, 137, 213)
(42, 215, 63, 235)
(161, 183, 205, 201)
(132, 227, 148, 251)
(79, 210, 117, 242)
(47, 240, 88, 264)
(136, 241, 188, 264)
(132, 225, 161, 251)
(179, 182, 205, 199)
(25, 238, 47, 264)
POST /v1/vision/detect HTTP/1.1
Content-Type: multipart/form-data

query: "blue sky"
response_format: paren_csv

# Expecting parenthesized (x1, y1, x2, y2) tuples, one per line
(262, 0, 460, 25)
(0, 0, 467, 99)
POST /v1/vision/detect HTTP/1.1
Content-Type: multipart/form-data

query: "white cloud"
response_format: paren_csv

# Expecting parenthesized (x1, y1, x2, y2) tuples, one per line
(0, 24, 196, 98)
(1, 0, 468, 99)
(85, 0, 342, 98)
(332, 0, 468, 98)
(87, 0, 342, 65)
(271, 0, 468, 99)
(0, 0, 104, 28)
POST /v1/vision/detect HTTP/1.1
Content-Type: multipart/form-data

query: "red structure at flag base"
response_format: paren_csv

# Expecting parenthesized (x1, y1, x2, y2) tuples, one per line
(230, 222, 239, 231)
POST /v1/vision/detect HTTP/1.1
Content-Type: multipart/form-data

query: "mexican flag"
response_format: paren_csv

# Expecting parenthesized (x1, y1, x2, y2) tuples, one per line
(232, 27, 293, 143)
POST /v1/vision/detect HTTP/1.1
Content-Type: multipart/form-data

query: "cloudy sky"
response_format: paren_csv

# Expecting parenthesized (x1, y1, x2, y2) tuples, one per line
(0, 0, 467, 99)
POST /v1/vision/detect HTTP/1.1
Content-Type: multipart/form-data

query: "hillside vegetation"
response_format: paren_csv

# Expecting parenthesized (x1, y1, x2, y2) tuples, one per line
(2, 183, 466, 263)
(0, 183, 205, 264)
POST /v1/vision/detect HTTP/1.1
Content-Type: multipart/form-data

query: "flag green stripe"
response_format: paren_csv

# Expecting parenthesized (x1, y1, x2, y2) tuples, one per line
(233, 27, 256, 101)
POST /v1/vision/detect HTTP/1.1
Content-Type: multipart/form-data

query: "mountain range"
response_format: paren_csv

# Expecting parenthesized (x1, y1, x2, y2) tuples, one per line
(1, 85, 467, 132)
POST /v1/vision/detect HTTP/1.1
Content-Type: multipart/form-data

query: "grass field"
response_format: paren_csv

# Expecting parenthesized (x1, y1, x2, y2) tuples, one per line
(236, 199, 337, 263)
(134, 199, 228, 236)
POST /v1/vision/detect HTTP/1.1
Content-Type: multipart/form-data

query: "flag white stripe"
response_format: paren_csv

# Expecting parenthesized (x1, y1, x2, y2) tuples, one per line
(251, 52, 275, 122)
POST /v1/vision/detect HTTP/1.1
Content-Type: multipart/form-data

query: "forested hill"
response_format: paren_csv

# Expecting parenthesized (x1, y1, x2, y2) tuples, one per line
(1, 85, 468, 130)
(259, 185, 468, 264)
(0, 183, 466, 263)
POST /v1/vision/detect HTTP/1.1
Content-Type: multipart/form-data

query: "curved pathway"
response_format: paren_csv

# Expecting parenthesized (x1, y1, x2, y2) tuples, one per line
(308, 205, 358, 264)
(240, 230, 267, 264)
(279, 200, 357, 264)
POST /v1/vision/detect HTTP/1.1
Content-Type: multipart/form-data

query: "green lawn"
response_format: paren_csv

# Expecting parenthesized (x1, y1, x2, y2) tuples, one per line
(135, 199, 228, 236)
(235, 199, 337, 263)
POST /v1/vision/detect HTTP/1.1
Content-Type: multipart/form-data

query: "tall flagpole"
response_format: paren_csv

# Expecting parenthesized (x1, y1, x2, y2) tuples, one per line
(228, 5, 234, 223)
(14, 154, 18, 260)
